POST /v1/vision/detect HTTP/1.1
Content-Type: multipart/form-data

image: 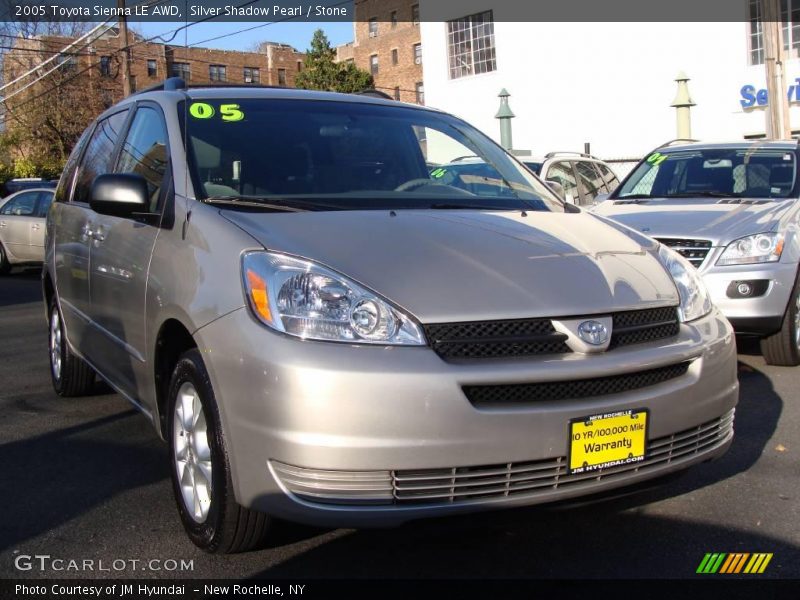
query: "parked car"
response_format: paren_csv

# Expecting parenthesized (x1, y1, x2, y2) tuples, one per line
(521, 152, 621, 206)
(45, 79, 738, 553)
(0, 188, 54, 274)
(594, 139, 800, 366)
(2, 177, 58, 197)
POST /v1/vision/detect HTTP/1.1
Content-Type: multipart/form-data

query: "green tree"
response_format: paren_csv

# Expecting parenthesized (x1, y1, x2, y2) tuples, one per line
(296, 29, 373, 93)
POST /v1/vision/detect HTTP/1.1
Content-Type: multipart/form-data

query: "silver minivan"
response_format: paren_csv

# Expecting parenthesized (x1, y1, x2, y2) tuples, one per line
(45, 80, 738, 553)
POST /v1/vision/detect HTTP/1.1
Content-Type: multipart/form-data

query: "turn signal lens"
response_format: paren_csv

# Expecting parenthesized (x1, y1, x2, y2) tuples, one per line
(245, 268, 272, 323)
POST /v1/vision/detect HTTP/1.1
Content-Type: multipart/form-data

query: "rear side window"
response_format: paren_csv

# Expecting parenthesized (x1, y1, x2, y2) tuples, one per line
(594, 161, 620, 192)
(72, 109, 129, 203)
(574, 160, 607, 205)
(115, 106, 170, 213)
(36, 192, 54, 217)
(545, 161, 579, 204)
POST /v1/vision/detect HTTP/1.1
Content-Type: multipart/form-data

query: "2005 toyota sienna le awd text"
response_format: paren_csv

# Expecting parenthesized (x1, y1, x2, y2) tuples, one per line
(44, 80, 738, 553)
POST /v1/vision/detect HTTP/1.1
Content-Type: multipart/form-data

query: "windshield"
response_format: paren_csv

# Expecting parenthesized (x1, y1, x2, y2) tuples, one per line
(616, 148, 797, 199)
(181, 98, 562, 211)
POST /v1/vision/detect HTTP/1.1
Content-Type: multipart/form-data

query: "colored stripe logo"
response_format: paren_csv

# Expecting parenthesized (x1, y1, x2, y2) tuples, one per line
(697, 553, 773, 574)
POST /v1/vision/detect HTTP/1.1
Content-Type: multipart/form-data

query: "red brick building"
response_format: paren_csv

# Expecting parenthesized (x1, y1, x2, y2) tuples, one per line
(336, 0, 424, 104)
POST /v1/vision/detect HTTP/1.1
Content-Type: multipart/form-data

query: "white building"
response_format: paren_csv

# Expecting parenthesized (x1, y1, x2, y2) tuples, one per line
(420, 10, 800, 161)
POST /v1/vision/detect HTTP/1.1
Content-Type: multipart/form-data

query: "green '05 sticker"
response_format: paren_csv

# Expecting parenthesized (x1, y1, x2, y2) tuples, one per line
(189, 102, 245, 122)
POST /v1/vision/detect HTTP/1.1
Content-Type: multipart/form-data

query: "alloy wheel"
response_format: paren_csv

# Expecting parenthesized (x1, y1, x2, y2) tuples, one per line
(49, 309, 62, 381)
(173, 382, 213, 523)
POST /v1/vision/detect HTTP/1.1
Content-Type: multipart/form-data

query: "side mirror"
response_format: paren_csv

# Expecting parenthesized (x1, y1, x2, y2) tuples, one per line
(545, 179, 566, 201)
(90, 173, 149, 218)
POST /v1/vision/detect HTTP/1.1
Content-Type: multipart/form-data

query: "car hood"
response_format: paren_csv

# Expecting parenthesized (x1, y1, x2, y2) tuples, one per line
(222, 209, 679, 322)
(593, 197, 794, 244)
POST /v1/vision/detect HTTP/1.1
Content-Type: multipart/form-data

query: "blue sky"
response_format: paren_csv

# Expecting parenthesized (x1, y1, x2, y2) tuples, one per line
(135, 21, 354, 52)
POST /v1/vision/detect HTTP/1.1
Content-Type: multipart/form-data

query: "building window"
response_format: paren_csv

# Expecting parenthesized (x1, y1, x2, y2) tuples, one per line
(393, 86, 400, 100)
(171, 62, 190, 80)
(243, 67, 260, 84)
(345, 58, 354, 65)
(297, 60, 303, 71)
(447, 10, 496, 79)
(99, 55, 111, 76)
(278, 68, 287, 86)
(391, 10, 398, 28)
(147, 59, 157, 77)
(57, 53, 77, 71)
(412, 4, 420, 25)
(413, 43, 422, 64)
(209, 64, 226, 82)
(391, 48, 398, 65)
(748, 0, 800, 65)
(369, 17, 378, 37)
(370, 54, 378, 76)
(415, 82, 424, 104)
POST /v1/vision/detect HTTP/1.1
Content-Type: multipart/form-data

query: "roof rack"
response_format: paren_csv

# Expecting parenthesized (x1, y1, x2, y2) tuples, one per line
(353, 89, 394, 100)
(131, 77, 187, 95)
(656, 138, 699, 149)
(544, 151, 598, 160)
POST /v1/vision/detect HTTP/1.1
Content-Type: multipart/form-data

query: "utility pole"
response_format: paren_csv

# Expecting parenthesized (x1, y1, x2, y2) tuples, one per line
(118, 0, 131, 97)
(763, 0, 791, 138)
(671, 71, 696, 139)
(495, 88, 515, 151)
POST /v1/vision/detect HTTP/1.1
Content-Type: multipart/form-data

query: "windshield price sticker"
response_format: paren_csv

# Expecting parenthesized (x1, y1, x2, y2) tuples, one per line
(646, 152, 668, 166)
(568, 409, 648, 474)
(189, 102, 245, 122)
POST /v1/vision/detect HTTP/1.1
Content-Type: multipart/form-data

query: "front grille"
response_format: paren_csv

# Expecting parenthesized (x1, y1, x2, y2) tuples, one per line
(424, 306, 680, 361)
(610, 306, 680, 348)
(656, 238, 713, 268)
(463, 361, 691, 407)
(423, 318, 571, 359)
(393, 410, 734, 504)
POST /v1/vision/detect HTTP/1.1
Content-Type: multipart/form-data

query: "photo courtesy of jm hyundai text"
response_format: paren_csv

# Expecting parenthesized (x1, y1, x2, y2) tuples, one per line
(43, 78, 738, 553)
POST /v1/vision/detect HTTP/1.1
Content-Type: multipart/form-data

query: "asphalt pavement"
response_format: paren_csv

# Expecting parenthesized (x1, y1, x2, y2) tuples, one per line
(1, 268, 798, 580)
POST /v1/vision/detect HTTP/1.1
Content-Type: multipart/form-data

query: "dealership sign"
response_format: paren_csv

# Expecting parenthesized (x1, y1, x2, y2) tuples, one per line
(740, 79, 800, 107)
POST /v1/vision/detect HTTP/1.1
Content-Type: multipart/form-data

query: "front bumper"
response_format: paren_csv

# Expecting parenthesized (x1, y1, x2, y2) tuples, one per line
(194, 307, 738, 527)
(701, 260, 797, 335)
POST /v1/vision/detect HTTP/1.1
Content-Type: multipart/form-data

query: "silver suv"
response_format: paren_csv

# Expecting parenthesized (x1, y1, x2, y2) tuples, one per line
(45, 80, 738, 553)
(595, 140, 800, 366)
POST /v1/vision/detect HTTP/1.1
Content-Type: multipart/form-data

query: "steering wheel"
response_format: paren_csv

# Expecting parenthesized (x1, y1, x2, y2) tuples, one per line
(394, 178, 475, 195)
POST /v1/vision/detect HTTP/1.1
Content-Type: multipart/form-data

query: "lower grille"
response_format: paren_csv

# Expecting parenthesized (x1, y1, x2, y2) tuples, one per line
(394, 410, 734, 504)
(272, 410, 734, 507)
(462, 361, 691, 407)
(656, 238, 712, 268)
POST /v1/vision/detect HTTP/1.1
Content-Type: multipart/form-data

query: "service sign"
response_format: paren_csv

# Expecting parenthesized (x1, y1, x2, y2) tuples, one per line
(568, 409, 648, 474)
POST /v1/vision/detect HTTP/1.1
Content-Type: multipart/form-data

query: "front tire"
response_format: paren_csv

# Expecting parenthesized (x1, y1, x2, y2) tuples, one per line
(49, 297, 96, 396)
(167, 348, 270, 553)
(760, 270, 800, 366)
(0, 243, 11, 275)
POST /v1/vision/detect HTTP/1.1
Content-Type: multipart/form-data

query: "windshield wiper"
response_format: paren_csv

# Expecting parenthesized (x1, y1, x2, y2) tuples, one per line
(202, 195, 307, 212)
(666, 191, 739, 198)
(429, 203, 516, 210)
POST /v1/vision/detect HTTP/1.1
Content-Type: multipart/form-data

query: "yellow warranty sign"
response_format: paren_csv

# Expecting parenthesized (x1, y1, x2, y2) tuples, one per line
(569, 409, 648, 474)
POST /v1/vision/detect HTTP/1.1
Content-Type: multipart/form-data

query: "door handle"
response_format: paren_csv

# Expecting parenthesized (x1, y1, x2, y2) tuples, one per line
(31, 224, 41, 230)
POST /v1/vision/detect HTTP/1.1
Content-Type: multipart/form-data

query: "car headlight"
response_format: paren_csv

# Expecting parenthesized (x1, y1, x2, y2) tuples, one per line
(241, 251, 426, 345)
(717, 232, 784, 266)
(658, 245, 713, 322)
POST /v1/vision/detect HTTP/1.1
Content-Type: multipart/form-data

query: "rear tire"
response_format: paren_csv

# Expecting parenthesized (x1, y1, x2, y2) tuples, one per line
(0, 243, 11, 275)
(760, 270, 800, 366)
(49, 296, 96, 396)
(167, 348, 270, 553)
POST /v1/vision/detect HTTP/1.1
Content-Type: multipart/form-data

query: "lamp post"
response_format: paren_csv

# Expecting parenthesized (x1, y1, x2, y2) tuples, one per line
(671, 71, 696, 139)
(495, 88, 515, 151)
